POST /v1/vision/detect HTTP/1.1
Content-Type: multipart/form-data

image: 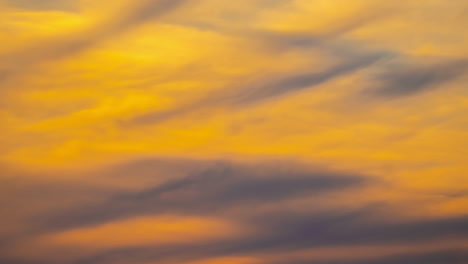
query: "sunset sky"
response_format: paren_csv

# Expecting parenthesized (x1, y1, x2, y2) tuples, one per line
(0, 0, 467, 263)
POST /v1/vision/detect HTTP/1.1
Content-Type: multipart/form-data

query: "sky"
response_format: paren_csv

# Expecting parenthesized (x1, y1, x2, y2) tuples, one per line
(0, 0, 467, 263)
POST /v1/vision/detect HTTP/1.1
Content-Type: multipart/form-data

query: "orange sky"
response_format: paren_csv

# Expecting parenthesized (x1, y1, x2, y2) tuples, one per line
(0, 1, 467, 263)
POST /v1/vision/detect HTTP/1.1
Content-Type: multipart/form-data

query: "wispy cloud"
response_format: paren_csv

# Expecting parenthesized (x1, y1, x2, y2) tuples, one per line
(1, 159, 467, 264)
(0, 0, 77, 11)
(1, 1, 467, 264)
(0, 0, 188, 85)
(128, 51, 390, 125)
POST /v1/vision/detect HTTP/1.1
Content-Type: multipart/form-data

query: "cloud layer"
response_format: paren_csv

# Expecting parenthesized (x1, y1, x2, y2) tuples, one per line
(0, 0, 467, 263)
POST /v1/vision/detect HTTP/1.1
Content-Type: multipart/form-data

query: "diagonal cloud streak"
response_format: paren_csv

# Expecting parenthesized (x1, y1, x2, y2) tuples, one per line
(369, 59, 468, 98)
(0, 0, 188, 85)
(129, 52, 389, 125)
(40, 161, 367, 233)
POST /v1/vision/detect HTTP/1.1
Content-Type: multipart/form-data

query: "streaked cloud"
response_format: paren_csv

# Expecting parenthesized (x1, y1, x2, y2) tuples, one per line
(0, 1, 467, 264)
(0, 0, 77, 11)
(0, 0, 188, 84)
(1, 159, 467, 264)
(369, 58, 468, 98)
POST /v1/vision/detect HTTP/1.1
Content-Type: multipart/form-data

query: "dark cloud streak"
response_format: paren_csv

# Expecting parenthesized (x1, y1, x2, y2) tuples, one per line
(267, 250, 468, 264)
(42, 161, 367, 233)
(2, 159, 467, 264)
(232, 53, 386, 105)
(371, 59, 468, 98)
(129, 52, 388, 125)
(68, 211, 468, 264)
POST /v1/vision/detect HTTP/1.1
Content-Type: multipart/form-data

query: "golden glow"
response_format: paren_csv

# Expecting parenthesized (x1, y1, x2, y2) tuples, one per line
(40, 216, 242, 249)
(0, 0, 467, 263)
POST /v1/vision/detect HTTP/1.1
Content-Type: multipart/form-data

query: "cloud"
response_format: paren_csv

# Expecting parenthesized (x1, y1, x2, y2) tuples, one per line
(106, 0, 187, 33)
(39, 160, 367, 233)
(1, 0, 77, 11)
(56, 210, 468, 264)
(120, 1, 397, 126)
(1, 159, 467, 264)
(1, 2, 467, 264)
(54, 212, 468, 264)
(231, 53, 386, 105)
(42, 215, 242, 253)
(0, 159, 370, 263)
(129, 51, 389, 125)
(370, 59, 468, 98)
(0, 0, 188, 84)
(279, 250, 468, 264)
(238, 209, 468, 250)
(351, 250, 468, 264)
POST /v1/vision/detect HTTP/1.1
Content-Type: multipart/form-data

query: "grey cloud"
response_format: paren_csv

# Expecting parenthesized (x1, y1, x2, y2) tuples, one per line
(172, 0, 394, 51)
(231, 53, 386, 105)
(67, 211, 468, 264)
(371, 59, 468, 98)
(2, 159, 467, 264)
(238, 210, 468, 250)
(125, 4, 396, 126)
(0, 159, 370, 263)
(0, 171, 123, 248)
(0, 259, 49, 264)
(126, 103, 194, 126)
(275, 250, 468, 264)
(353, 250, 468, 264)
(109, 0, 187, 33)
(42, 161, 367, 232)
(346, 250, 468, 264)
(129, 52, 389, 125)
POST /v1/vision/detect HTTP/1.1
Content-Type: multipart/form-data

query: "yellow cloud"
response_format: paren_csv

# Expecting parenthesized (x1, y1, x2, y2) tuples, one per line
(41, 215, 243, 250)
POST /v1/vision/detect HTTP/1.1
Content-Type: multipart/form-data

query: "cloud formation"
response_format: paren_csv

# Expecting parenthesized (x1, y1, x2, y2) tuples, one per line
(0, 0, 187, 85)
(370, 59, 468, 98)
(0, 1, 467, 264)
(1, 0, 76, 11)
(1, 159, 467, 264)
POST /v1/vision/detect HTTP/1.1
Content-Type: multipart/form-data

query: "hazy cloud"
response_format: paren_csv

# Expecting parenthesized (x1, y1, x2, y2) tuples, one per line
(129, 51, 389, 125)
(39, 160, 367, 233)
(232, 53, 386, 105)
(371, 59, 468, 98)
(1, 0, 76, 11)
(63, 210, 468, 264)
(1, 1, 467, 264)
(0, 0, 188, 84)
(270, 250, 468, 264)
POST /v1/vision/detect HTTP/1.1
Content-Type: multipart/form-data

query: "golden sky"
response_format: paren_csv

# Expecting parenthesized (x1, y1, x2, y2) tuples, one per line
(0, 0, 467, 263)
